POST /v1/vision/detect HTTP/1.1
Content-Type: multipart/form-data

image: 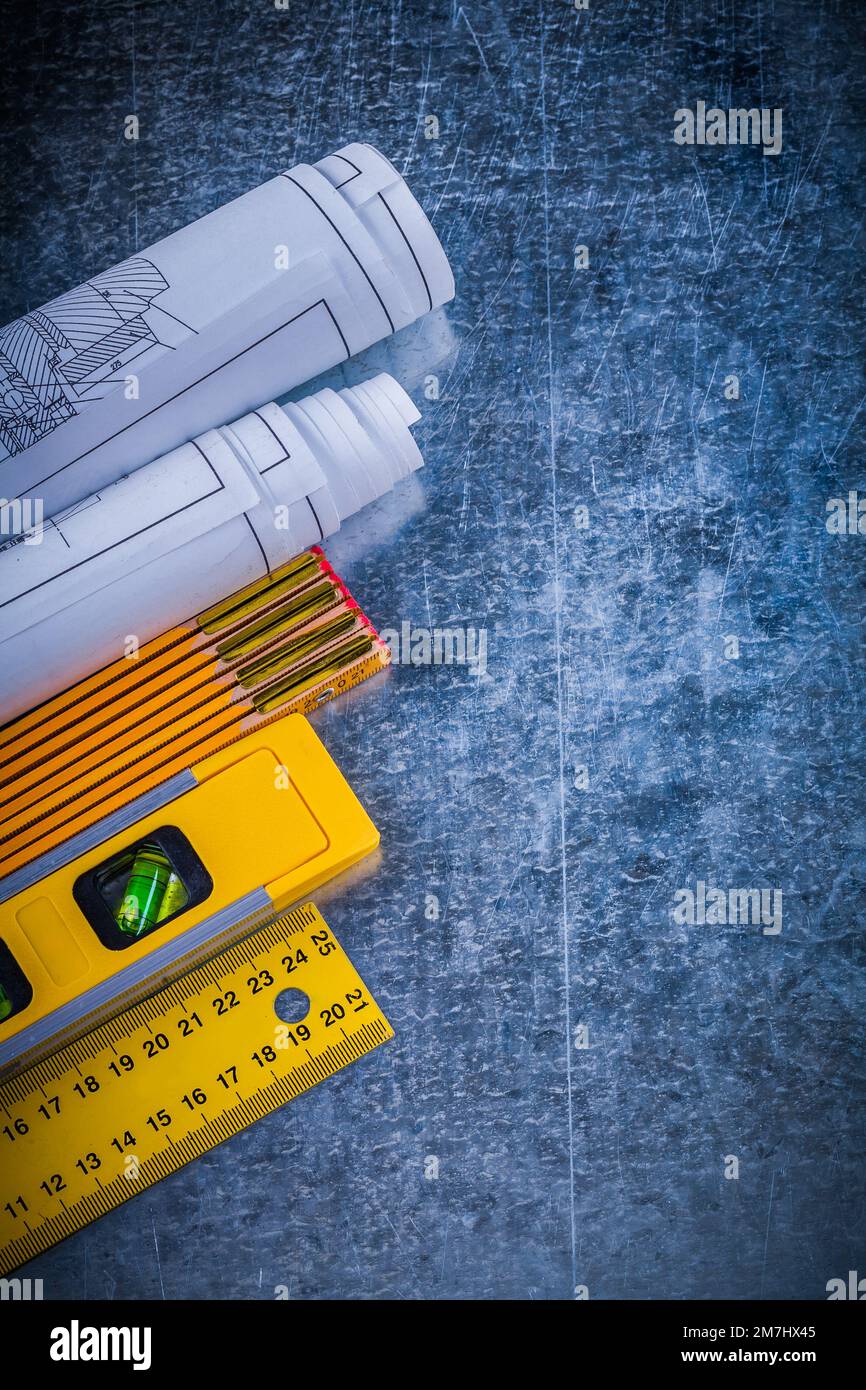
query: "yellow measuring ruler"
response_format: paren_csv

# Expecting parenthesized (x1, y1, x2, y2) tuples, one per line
(0, 904, 393, 1277)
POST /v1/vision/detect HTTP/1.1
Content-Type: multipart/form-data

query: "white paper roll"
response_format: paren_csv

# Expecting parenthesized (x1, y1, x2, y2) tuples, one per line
(0, 142, 452, 522)
(0, 373, 423, 723)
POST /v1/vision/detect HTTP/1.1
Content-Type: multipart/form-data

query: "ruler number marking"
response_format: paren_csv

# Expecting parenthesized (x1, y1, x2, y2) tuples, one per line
(0, 909, 392, 1277)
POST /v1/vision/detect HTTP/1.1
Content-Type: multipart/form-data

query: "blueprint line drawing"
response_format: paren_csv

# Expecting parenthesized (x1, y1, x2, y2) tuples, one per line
(0, 142, 455, 521)
(0, 374, 423, 723)
(0, 258, 190, 464)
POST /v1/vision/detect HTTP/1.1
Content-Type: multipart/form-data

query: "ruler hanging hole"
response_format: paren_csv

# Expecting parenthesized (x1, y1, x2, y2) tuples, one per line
(273, 987, 311, 1024)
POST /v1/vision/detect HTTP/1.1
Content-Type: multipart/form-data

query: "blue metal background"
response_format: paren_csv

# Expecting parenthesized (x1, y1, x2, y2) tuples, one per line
(1, 0, 864, 1300)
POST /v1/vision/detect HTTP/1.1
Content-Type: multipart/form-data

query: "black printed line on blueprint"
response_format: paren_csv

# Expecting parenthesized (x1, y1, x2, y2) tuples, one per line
(0, 442, 225, 610)
(377, 191, 433, 314)
(252, 410, 294, 472)
(10, 300, 352, 502)
(0, 258, 181, 461)
(280, 174, 396, 335)
(243, 513, 272, 574)
(250, 410, 324, 540)
(362, 143, 402, 181)
(72, 334, 181, 404)
(327, 153, 364, 189)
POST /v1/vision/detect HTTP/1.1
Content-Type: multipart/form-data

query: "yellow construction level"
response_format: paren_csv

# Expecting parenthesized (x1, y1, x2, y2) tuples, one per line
(0, 904, 393, 1277)
(0, 713, 379, 1075)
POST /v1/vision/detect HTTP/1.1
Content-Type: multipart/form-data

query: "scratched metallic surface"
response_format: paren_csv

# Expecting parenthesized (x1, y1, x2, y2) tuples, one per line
(1, 0, 865, 1300)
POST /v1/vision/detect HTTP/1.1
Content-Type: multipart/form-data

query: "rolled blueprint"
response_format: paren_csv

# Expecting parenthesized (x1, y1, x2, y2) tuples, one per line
(0, 142, 453, 521)
(0, 373, 422, 723)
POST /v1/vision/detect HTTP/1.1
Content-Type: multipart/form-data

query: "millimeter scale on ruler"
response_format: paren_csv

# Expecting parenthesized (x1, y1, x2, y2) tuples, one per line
(0, 904, 393, 1276)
